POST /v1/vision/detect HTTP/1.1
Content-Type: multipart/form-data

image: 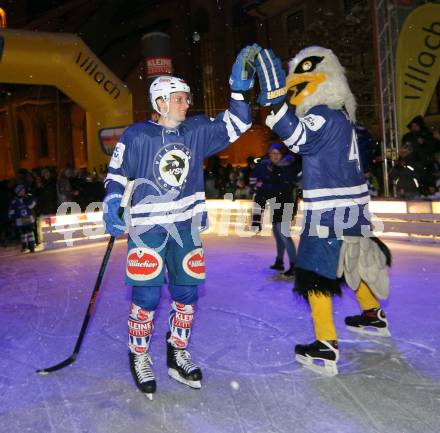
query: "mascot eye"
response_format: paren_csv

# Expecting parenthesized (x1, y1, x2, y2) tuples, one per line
(302, 61, 312, 71)
(294, 56, 324, 74)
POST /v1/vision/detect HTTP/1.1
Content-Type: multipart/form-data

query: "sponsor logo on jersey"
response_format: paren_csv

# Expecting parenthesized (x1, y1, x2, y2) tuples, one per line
(153, 143, 191, 191)
(182, 248, 205, 279)
(126, 248, 162, 281)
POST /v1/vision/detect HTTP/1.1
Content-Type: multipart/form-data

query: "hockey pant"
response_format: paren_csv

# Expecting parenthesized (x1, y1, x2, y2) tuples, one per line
(308, 280, 380, 341)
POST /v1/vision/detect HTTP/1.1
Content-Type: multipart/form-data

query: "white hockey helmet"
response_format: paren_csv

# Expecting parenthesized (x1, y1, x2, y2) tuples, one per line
(149, 75, 191, 114)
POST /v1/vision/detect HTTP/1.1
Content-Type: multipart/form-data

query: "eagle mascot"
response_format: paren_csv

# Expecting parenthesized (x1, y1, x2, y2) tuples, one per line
(252, 45, 392, 376)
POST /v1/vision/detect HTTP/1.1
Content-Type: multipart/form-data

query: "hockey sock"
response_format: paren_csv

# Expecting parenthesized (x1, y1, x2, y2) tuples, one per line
(308, 292, 337, 341)
(168, 302, 194, 349)
(128, 303, 155, 354)
(355, 280, 380, 311)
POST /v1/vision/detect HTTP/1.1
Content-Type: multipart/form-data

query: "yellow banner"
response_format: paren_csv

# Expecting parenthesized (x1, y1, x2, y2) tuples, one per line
(396, 3, 440, 138)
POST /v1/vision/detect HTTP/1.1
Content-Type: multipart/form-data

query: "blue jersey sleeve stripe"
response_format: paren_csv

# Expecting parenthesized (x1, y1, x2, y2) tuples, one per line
(131, 203, 207, 226)
(228, 110, 251, 133)
(265, 103, 289, 129)
(131, 192, 205, 214)
(303, 184, 368, 198)
(302, 196, 370, 210)
(222, 110, 239, 142)
(303, 190, 370, 203)
(105, 173, 128, 187)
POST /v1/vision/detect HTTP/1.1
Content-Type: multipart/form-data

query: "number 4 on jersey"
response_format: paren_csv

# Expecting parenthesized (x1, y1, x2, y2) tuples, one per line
(349, 130, 361, 172)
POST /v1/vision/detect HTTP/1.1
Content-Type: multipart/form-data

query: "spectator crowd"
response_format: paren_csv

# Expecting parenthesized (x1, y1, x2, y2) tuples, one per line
(388, 116, 440, 200)
(0, 165, 106, 249)
(1, 118, 439, 252)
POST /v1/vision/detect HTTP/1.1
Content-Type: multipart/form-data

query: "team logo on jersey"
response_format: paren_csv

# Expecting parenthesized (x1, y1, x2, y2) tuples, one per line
(182, 248, 205, 279)
(153, 143, 191, 191)
(126, 248, 163, 281)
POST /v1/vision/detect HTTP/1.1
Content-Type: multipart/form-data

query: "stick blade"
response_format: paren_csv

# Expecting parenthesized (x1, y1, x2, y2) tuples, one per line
(36, 355, 77, 375)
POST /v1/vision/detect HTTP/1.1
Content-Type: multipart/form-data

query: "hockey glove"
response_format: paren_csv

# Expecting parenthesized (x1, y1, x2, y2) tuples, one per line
(103, 195, 126, 237)
(255, 49, 287, 106)
(229, 43, 261, 92)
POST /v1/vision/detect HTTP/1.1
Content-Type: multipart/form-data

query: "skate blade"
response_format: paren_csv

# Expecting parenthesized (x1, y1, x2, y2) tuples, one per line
(269, 273, 294, 281)
(168, 368, 201, 389)
(295, 354, 338, 377)
(346, 325, 391, 337)
(144, 393, 154, 401)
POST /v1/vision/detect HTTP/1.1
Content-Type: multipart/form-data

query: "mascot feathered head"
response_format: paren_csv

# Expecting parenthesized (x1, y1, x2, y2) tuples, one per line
(286, 46, 356, 122)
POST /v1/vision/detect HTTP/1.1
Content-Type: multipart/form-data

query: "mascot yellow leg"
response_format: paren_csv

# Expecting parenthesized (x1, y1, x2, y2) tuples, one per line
(309, 292, 337, 341)
(294, 292, 339, 376)
(345, 280, 391, 337)
(355, 280, 380, 310)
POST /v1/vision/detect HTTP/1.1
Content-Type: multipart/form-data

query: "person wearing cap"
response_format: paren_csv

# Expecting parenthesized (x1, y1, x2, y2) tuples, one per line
(8, 183, 37, 253)
(102, 45, 260, 398)
(251, 143, 301, 277)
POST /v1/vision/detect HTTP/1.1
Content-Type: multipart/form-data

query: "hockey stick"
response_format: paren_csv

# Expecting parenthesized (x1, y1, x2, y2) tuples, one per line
(36, 180, 135, 375)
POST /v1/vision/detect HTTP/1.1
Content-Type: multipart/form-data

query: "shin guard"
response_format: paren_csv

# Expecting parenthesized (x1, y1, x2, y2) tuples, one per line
(168, 302, 194, 349)
(128, 303, 155, 354)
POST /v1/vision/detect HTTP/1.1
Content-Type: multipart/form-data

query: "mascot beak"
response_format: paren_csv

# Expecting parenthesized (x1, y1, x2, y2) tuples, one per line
(286, 72, 326, 106)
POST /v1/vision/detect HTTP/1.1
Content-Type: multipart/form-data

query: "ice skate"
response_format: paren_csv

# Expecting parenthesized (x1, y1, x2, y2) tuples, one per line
(281, 263, 295, 279)
(270, 258, 284, 271)
(244, 225, 262, 237)
(345, 308, 391, 337)
(166, 332, 202, 389)
(295, 340, 339, 376)
(129, 352, 156, 400)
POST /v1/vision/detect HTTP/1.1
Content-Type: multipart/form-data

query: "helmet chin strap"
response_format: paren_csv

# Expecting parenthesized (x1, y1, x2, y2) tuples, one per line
(156, 98, 184, 128)
(158, 104, 182, 129)
(158, 100, 170, 117)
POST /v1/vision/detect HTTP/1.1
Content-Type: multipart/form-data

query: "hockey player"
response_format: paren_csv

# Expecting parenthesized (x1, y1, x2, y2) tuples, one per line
(103, 44, 260, 398)
(254, 46, 391, 376)
(8, 183, 37, 253)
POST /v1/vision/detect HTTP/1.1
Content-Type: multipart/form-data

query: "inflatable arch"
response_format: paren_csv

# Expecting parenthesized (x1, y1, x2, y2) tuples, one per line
(396, 3, 440, 138)
(0, 29, 132, 170)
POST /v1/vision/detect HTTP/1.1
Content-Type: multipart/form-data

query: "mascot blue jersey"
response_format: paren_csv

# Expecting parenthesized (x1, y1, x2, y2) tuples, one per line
(266, 103, 371, 237)
(104, 94, 251, 232)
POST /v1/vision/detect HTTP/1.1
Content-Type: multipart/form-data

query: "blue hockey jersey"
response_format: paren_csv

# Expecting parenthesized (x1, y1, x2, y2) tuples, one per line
(8, 195, 36, 227)
(105, 93, 251, 232)
(266, 103, 371, 237)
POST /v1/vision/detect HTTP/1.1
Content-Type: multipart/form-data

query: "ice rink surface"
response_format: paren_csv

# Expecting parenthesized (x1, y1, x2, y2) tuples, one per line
(0, 234, 439, 433)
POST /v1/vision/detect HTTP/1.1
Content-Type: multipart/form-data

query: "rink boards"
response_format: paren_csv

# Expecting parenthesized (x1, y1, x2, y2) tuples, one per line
(37, 199, 440, 250)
